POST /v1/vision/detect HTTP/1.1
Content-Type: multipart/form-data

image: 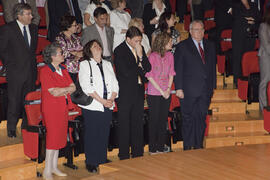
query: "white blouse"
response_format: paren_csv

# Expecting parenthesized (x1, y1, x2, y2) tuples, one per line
(78, 59, 119, 112)
(142, 33, 151, 55)
(83, 2, 111, 28)
(110, 9, 131, 50)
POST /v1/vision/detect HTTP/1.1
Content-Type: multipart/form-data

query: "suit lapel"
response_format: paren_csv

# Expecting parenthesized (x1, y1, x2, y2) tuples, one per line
(124, 42, 137, 64)
(105, 27, 112, 54)
(12, 21, 30, 51)
(203, 39, 208, 65)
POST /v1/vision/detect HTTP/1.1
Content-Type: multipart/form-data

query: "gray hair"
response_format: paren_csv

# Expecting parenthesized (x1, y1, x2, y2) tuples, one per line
(13, 3, 32, 20)
(189, 20, 204, 30)
(42, 43, 61, 64)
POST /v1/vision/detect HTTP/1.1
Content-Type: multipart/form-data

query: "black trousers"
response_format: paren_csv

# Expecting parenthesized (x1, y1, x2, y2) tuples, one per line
(180, 93, 211, 149)
(192, 3, 205, 20)
(232, 19, 255, 83)
(117, 85, 145, 160)
(176, 0, 187, 22)
(147, 95, 171, 152)
(7, 74, 35, 131)
(82, 108, 112, 166)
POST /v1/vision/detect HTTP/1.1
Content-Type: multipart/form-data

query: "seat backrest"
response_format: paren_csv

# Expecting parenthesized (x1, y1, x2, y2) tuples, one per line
(36, 37, 51, 55)
(267, 81, 270, 106)
(241, 51, 259, 77)
(37, 7, 46, 28)
(220, 29, 232, 52)
(24, 91, 42, 126)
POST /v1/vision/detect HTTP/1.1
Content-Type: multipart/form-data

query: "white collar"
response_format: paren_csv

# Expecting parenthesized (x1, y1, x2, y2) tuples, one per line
(16, 20, 29, 30)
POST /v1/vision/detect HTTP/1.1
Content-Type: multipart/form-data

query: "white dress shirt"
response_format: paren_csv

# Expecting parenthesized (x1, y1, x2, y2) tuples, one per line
(78, 59, 119, 111)
(110, 9, 131, 50)
(141, 33, 151, 55)
(16, 20, 31, 46)
(96, 24, 111, 57)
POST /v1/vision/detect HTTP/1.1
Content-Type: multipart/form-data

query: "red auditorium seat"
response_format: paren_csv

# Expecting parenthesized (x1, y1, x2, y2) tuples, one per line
(0, 15, 5, 26)
(217, 29, 232, 87)
(204, 9, 216, 31)
(238, 51, 260, 113)
(0, 60, 7, 84)
(36, 55, 45, 86)
(37, 7, 46, 28)
(38, 29, 48, 37)
(36, 37, 50, 55)
(184, 14, 191, 31)
(263, 81, 270, 132)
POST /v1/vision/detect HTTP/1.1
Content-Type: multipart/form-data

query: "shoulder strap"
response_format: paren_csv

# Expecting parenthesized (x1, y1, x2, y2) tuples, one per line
(87, 60, 93, 85)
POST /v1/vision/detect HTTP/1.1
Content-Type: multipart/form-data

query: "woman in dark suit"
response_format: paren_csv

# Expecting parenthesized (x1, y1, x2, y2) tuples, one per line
(41, 43, 76, 179)
(78, 40, 119, 173)
(142, 0, 170, 41)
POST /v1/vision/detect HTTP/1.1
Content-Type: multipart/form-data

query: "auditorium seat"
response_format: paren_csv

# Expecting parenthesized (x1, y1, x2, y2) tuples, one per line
(36, 37, 50, 55)
(37, 7, 46, 28)
(204, 9, 215, 31)
(184, 14, 191, 31)
(238, 51, 260, 113)
(0, 14, 5, 26)
(36, 55, 45, 86)
(0, 60, 6, 84)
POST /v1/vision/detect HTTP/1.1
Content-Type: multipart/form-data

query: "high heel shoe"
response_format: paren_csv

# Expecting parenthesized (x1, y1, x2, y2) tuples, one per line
(52, 169, 67, 177)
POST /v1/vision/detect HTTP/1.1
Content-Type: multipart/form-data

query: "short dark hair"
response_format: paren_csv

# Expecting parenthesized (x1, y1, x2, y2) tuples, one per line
(83, 40, 103, 60)
(42, 42, 61, 64)
(59, 15, 76, 31)
(158, 12, 173, 32)
(126, 26, 142, 39)
(13, 3, 32, 20)
(94, 7, 107, 18)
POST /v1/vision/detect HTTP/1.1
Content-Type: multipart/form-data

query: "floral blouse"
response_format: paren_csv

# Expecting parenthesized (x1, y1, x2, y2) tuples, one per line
(55, 32, 83, 73)
(152, 28, 180, 54)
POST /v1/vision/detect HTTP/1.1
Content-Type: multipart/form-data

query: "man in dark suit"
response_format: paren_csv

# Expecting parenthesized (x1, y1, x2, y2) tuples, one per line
(114, 26, 151, 160)
(81, 7, 114, 63)
(0, 3, 38, 138)
(174, 20, 216, 150)
(2, 0, 40, 25)
(47, 0, 82, 42)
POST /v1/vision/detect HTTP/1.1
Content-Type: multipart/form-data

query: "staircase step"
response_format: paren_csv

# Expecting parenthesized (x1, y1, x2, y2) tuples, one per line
(205, 131, 270, 148)
(0, 158, 36, 180)
(212, 89, 240, 102)
(0, 144, 25, 162)
(210, 101, 246, 114)
(0, 119, 22, 129)
(216, 75, 234, 89)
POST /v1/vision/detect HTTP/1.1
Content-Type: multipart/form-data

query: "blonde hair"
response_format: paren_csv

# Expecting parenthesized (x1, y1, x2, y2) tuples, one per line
(128, 18, 143, 28)
(152, 32, 171, 57)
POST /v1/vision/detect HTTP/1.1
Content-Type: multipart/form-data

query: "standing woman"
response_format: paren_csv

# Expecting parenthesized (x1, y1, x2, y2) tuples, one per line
(79, 40, 119, 173)
(142, 0, 170, 42)
(259, 7, 270, 111)
(110, 0, 131, 50)
(83, 0, 111, 28)
(152, 11, 180, 54)
(55, 15, 83, 83)
(41, 43, 76, 179)
(145, 32, 175, 154)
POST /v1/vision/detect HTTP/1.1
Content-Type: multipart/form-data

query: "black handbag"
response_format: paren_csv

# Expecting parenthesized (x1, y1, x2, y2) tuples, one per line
(71, 60, 93, 106)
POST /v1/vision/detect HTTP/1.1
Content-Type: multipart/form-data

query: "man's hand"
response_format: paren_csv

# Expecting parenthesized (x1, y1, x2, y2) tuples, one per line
(135, 43, 143, 59)
(176, 89, 184, 99)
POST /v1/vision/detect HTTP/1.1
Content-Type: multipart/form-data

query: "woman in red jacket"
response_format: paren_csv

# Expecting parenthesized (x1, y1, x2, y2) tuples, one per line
(40, 42, 76, 180)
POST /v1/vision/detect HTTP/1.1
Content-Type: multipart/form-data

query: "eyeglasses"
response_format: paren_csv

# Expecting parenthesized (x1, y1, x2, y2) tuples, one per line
(191, 28, 204, 32)
(56, 51, 63, 56)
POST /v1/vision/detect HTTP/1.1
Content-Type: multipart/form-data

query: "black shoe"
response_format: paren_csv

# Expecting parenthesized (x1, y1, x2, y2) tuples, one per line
(183, 146, 191, 151)
(7, 130, 16, 138)
(86, 164, 98, 173)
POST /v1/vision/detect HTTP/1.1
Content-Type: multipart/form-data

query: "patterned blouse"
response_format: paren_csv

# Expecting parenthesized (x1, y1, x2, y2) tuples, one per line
(55, 32, 83, 73)
(152, 28, 180, 54)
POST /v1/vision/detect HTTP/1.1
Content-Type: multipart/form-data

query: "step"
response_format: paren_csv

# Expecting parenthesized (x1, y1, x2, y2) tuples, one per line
(205, 131, 270, 148)
(0, 119, 22, 129)
(0, 158, 37, 180)
(0, 144, 25, 162)
(210, 101, 246, 114)
(216, 75, 234, 89)
(212, 89, 240, 102)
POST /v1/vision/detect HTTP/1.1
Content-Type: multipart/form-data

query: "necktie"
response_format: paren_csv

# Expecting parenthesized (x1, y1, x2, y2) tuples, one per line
(198, 42, 205, 64)
(131, 48, 142, 84)
(97, 63, 108, 99)
(23, 26, 29, 47)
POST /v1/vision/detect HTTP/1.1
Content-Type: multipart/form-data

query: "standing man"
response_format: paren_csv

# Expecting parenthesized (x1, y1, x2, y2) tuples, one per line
(2, 0, 40, 25)
(174, 20, 216, 150)
(0, 3, 38, 138)
(81, 7, 114, 64)
(47, 0, 82, 42)
(114, 26, 151, 160)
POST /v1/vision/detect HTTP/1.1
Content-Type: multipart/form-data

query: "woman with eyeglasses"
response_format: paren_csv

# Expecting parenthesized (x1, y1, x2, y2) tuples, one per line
(55, 15, 83, 83)
(40, 42, 76, 180)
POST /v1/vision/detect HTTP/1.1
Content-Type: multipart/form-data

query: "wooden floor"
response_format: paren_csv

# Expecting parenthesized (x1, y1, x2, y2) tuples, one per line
(27, 144, 270, 180)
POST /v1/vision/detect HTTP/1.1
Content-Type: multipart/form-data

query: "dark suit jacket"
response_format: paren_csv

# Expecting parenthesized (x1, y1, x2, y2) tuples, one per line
(47, 0, 82, 42)
(174, 37, 216, 97)
(0, 21, 38, 82)
(81, 24, 114, 55)
(114, 41, 151, 101)
(2, 0, 40, 25)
